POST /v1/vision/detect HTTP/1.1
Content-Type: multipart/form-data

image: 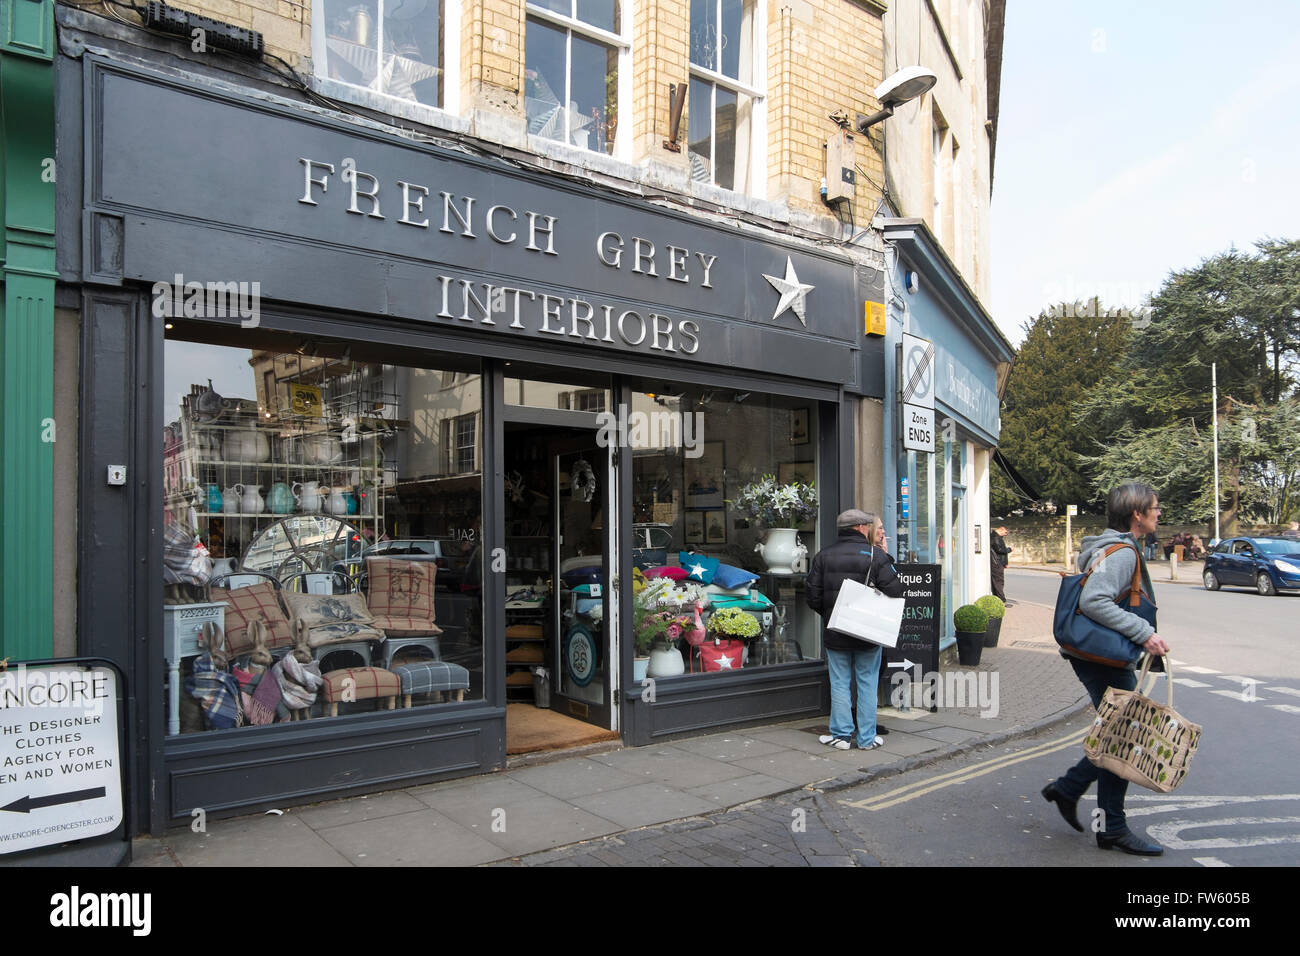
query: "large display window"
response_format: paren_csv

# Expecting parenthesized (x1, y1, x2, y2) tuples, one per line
(625, 383, 822, 679)
(161, 327, 483, 735)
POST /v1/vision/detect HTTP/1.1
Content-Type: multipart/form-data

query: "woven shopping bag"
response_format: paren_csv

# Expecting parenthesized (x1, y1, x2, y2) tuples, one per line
(1083, 656, 1202, 793)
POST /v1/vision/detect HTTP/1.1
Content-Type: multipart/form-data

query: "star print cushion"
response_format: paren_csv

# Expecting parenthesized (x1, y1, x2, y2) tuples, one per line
(700, 638, 745, 671)
(712, 563, 759, 590)
(679, 552, 720, 585)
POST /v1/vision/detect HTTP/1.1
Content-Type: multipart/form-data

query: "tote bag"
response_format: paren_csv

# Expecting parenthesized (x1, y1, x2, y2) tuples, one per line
(827, 551, 906, 648)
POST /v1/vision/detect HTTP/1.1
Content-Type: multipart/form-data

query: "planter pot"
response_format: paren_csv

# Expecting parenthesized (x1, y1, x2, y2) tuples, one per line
(633, 657, 650, 683)
(956, 630, 985, 665)
(982, 617, 1002, 648)
(754, 528, 808, 574)
(646, 643, 684, 678)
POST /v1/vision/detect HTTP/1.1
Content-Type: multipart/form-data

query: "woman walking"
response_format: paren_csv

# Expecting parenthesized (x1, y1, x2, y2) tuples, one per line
(1041, 481, 1170, 855)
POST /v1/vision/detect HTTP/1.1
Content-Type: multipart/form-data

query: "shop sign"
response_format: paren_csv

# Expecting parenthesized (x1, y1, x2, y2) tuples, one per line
(879, 564, 941, 694)
(902, 403, 934, 453)
(0, 665, 123, 855)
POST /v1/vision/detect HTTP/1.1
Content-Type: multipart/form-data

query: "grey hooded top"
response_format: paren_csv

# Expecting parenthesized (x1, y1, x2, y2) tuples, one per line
(1076, 529, 1157, 646)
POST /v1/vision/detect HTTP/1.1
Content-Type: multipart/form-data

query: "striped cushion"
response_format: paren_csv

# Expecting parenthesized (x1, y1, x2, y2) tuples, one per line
(394, 662, 471, 696)
(212, 584, 294, 654)
(321, 666, 401, 702)
(371, 614, 443, 638)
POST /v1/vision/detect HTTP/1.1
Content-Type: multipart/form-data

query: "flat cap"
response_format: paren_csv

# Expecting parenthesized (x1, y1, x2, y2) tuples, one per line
(836, 509, 873, 529)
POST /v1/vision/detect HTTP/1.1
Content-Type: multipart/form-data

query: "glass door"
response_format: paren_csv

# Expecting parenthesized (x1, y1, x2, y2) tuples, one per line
(552, 441, 614, 729)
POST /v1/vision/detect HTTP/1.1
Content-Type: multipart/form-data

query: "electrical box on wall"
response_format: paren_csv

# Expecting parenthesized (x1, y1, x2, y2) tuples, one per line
(864, 301, 886, 336)
(823, 130, 856, 203)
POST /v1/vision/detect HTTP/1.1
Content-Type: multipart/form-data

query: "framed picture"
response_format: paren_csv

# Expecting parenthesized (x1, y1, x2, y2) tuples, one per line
(790, 407, 810, 445)
(684, 511, 705, 545)
(705, 510, 727, 545)
(684, 441, 725, 510)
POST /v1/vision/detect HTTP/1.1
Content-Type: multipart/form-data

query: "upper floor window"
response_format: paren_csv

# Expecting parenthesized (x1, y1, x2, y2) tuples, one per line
(688, 0, 764, 194)
(315, 0, 455, 110)
(526, 1, 628, 155)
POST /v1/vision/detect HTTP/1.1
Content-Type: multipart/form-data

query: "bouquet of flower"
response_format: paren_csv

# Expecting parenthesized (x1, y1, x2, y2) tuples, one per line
(732, 474, 817, 527)
(633, 606, 697, 655)
(707, 606, 761, 641)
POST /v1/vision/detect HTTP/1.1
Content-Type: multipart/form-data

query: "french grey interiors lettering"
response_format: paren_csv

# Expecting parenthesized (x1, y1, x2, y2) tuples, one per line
(297, 158, 709, 357)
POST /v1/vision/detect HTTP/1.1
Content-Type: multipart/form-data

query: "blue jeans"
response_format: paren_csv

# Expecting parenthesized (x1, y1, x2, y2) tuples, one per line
(1054, 657, 1138, 836)
(826, 645, 882, 748)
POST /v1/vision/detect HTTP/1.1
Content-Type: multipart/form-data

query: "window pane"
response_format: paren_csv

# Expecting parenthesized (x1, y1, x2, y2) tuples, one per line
(525, 18, 568, 143)
(320, 0, 444, 108)
(530, 0, 571, 16)
(687, 76, 713, 182)
(719, 0, 751, 82)
(689, 0, 715, 70)
(713, 85, 738, 191)
(571, 33, 618, 153)
(576, 0, 619, 33)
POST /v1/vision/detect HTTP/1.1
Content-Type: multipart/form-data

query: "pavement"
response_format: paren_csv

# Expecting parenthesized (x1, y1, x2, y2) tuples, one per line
(132, 592, 1091, 867)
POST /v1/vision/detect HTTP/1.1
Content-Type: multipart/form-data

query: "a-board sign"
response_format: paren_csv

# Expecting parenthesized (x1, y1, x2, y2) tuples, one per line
(878, 564, 942, 701)
(0, 665, 124, 854)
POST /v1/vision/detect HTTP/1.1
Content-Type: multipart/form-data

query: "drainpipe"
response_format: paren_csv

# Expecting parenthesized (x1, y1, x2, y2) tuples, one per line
(1, 0, 57, 658)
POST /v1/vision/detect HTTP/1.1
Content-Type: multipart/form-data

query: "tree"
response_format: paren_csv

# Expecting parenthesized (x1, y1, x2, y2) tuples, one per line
(1077, 240, 1300, 529)
(991, 299, 1133, 513)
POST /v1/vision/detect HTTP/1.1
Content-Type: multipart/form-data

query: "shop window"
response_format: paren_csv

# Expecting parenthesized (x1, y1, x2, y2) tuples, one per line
(525, 0, 626, 155)
(688, 0, 764, 194)
(504, 363, 611, 409)
(162, 329, 483, 736)
(627, 385, 822, 677)
(315, 0, 453, 111)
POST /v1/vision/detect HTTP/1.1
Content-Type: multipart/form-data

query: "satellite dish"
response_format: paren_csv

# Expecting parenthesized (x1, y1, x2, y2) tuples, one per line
(874, 66, 939, 107)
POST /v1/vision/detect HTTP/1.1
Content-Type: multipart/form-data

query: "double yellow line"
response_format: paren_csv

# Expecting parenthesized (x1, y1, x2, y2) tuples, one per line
(840, 727, 1089, 811)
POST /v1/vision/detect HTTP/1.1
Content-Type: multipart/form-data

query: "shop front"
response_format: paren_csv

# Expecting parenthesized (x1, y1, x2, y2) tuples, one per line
(58, 45, 875, 831)
(879, 220, 1013, 644)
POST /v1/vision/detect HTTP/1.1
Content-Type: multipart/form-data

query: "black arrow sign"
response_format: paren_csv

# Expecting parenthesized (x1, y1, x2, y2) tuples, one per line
(0, 787, 106, 814)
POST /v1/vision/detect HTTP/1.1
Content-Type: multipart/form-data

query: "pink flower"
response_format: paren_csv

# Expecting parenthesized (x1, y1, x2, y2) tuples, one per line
(666, 623, 682, 640)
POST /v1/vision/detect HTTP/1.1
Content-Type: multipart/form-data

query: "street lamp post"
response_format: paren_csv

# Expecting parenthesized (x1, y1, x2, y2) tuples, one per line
(1212, 363, 1221, 542)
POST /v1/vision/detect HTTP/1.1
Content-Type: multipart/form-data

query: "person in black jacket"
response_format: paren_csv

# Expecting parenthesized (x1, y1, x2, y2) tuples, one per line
(805, 509, 907, 750)
(989, 526, 1011, 600)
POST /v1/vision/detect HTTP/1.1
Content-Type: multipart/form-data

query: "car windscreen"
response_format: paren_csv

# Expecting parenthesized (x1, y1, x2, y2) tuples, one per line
(1253, 538, 1299, 555)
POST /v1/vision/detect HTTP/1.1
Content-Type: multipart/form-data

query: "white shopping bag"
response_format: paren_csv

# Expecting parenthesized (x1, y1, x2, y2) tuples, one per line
(827, 577, 906, 648)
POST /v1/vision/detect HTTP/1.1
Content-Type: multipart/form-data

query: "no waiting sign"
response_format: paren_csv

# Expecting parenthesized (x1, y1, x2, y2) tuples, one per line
(900, 333, 935, 409)
(0, 664, 124, 855)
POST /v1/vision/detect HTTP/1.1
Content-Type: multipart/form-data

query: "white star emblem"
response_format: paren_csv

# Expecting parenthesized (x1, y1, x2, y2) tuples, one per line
(689, 563, 707, 579)
(715, 653, 734, 669)
(763, 256, 815, 326)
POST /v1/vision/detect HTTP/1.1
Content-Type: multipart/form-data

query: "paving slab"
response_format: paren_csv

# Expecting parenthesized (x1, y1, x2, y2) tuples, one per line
(669, 732, 789, 761)
(569, 783, 718, 829)
(914, 726, 984, 744)
(161, 813, 353, 868)
(685, 771, 795, 806)
(585, 745, 755, 788)
(506, 756, 646, 800)
(730, 749, 842, 784)
(315, 807, 505, 866)
(295, 789, 429, 831)
(743, 725, 830, 753)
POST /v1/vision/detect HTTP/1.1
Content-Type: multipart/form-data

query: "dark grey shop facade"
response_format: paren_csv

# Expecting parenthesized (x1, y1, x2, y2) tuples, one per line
(57, 42, 884, 834)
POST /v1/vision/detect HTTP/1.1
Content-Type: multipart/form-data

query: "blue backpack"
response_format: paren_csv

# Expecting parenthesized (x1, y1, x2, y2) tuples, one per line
(1053, 542, 1156, 668)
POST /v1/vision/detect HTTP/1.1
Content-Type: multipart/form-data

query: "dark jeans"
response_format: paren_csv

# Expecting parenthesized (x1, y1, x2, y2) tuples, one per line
(1054, 657, 1138, 836)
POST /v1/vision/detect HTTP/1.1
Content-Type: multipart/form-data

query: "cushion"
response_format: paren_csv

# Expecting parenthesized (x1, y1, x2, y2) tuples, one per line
(679, 552, 719, 585)
(282, 591, 376, 629)
(321, 666, 401, 702)
(561, 566, 602, 587)
(706, 581, 753, 599)
(211, 584, 294, 655)
(393, 661, 471, 695)
(371, 614, 443, 638)
(365, 557, 436, 620)
(644, 565, 688, 580)
(713, 563, 759, 590)
(302, 621, 386, 649)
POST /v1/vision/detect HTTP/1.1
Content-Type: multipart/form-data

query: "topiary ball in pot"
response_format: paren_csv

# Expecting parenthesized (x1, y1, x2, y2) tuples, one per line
(953, 604, 987, 665)
(974, 595, 1005, 648)
(953, 604, 989, 633)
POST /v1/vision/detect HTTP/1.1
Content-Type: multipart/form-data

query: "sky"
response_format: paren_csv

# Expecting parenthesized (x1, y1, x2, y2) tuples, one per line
(990, 1, 1300, 345)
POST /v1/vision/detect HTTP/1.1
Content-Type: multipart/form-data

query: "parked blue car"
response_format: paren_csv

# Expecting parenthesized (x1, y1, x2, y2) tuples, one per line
(1202, 537, 1300, 596)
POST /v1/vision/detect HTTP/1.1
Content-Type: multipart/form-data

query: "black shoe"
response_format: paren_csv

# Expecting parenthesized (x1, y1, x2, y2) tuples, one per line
(1041, 783, 1084, 832)
(877, 725, 890, 735)
(1097, 831, 1164, 856)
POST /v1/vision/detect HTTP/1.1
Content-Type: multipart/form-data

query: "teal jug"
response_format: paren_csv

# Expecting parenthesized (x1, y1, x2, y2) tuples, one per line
(267, 482, 294, 514)
(206, 484, 223, 514)
(344, 490, 359, 515)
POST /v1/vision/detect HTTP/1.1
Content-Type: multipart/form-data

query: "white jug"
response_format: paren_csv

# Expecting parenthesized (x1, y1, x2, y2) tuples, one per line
(235, 483, 265, 515)
(222, 486, 241, 515)
(224, 428, 270, 463)
(754, 528, 808, 575)
(324, 486, 348, 515)
(302, 433, 342, 465)
(294, 480, 322, 514)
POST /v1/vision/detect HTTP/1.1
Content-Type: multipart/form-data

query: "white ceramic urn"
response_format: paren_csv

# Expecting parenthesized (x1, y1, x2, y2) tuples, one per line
(754, 528, 808, 575)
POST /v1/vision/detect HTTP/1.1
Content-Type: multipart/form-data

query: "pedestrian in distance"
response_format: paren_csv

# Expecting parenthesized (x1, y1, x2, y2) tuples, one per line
(1143, 529, 1158, 561)
(1041, 481, 1171, 856)
(989, 526, 1011, 600)
(805, 509, 906, 751)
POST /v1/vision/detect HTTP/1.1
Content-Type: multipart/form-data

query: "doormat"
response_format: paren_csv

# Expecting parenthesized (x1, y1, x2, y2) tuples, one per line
(506, 703, 619, 755)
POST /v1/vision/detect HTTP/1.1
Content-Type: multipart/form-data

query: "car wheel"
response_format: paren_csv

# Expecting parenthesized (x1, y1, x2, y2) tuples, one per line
(1257, 572, 1277, 596)
(1203, 569, 1220, 591)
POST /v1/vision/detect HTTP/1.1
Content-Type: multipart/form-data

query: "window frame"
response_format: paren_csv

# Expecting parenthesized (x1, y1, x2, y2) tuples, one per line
(687, 0, 767, 197)
(524, 1, 632, 159)
(311, 0, 462, 116)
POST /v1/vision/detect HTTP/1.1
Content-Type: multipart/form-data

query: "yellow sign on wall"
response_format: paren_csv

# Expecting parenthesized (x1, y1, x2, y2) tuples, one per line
(289, 384, 323, 417)
(865, 301, 886, 336)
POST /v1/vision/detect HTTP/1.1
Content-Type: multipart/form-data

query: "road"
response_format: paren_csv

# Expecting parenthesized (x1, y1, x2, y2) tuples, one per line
(1006, 567, 1299, 680)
